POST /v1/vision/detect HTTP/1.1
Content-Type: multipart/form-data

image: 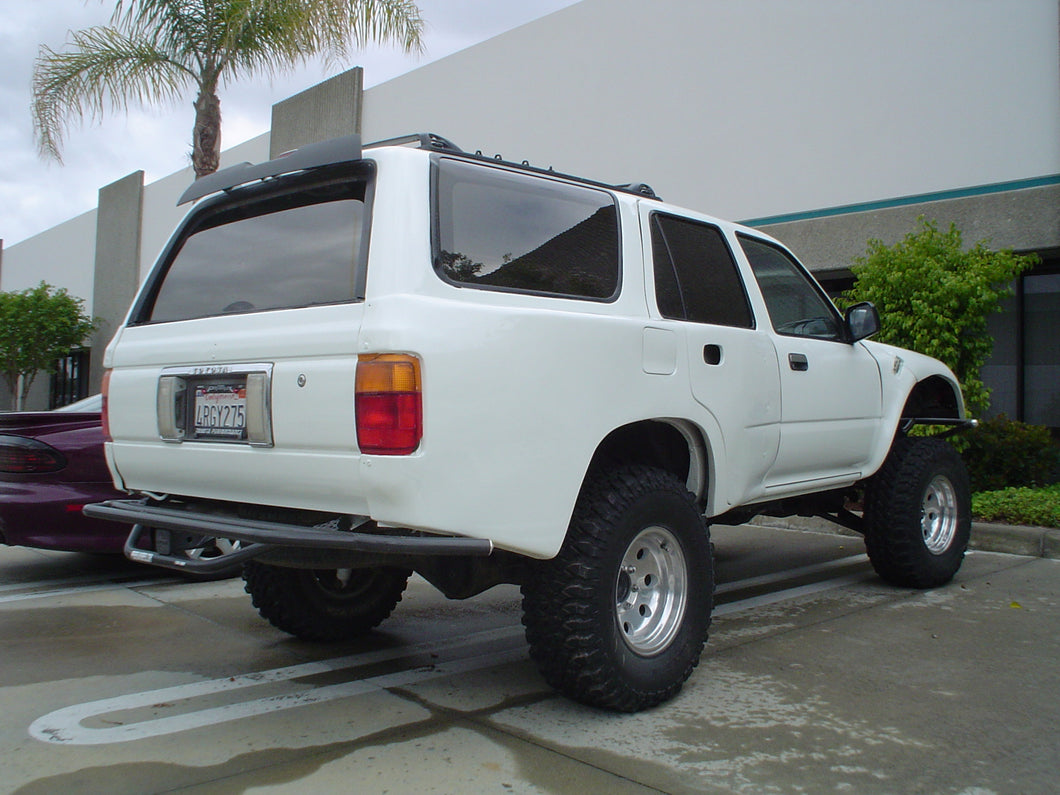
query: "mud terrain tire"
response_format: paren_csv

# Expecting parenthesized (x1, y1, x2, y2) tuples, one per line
(521, 465, 714, 712)
(863, 436, 970, 589)
(243, 562, 412, 641)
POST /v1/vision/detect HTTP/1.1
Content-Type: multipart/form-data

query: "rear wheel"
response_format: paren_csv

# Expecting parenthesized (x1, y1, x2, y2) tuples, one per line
(863, 437, 970, 588)
(521, 465, 714, 712)
(243, 562, 411, 641)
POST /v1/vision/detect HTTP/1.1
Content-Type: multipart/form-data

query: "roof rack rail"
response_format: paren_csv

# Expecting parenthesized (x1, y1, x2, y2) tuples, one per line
(366, 133, 659, 200)
(176, 131, 659, 207)
(365, 133, 463, 153)
(178, 133, 363, 205)
(615, 182, 658, 199)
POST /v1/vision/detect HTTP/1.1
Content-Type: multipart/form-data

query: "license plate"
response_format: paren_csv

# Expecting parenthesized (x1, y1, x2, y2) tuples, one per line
(193, 383, 247, 440)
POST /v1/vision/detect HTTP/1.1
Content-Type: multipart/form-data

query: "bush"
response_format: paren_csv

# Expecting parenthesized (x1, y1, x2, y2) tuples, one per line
(972, 485, 1060, 528)
(839, 218, 1036, 416)
(959, 415, 1060, 493)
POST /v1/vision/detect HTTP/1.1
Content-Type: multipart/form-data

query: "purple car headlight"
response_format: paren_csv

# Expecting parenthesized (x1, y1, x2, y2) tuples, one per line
(0, 435, 68, 474)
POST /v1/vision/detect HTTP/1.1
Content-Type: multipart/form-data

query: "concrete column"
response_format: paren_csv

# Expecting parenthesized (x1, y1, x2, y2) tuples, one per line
(91, 171, 144, 393)
(269, 67, 363, 157)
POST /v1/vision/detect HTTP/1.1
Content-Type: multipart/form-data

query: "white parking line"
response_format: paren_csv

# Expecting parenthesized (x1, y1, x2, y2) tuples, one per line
(0, 577, 173, 604)
(28, 558, 874, 746)
(29, 625, 526, 745)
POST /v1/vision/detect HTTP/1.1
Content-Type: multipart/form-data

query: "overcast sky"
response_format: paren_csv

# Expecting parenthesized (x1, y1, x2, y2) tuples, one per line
(0, 0, 579, 248)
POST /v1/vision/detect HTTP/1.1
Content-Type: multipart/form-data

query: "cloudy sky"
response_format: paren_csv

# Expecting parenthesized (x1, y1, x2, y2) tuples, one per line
(0, 0, 579, 247)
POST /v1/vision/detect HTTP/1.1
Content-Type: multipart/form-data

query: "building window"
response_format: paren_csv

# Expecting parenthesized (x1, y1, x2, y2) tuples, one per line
(50, 349, 90, 408)
(1023, 271, 1060, 427)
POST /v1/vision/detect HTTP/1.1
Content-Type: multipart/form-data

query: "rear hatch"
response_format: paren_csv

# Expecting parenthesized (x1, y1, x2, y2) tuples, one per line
(105, 160, 376, 514)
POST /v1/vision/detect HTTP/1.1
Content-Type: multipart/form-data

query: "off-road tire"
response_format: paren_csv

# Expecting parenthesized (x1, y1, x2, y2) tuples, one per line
(243, 562, 412, 641)
(521, 465, 714, 712)
(863, 436, 970, 589)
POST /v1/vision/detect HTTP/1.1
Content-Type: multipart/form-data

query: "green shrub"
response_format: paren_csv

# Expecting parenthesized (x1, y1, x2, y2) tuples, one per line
(959, 414, 1059, 493)
(839, 218, 1036, 415)
(972, 485, 1060, 528)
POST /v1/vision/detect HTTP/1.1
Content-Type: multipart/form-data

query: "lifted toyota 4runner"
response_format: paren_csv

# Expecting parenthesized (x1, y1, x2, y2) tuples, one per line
(88, 133, 974, 712)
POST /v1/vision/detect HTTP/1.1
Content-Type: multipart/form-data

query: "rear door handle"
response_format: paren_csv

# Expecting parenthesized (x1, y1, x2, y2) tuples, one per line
(703, 344, 722, 365)
(788, 353, 809, 371)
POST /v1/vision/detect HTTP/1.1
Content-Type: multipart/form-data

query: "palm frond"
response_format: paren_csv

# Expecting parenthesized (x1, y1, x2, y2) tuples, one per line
(219, 0, 425, 80)
(33, 25, 194, 161)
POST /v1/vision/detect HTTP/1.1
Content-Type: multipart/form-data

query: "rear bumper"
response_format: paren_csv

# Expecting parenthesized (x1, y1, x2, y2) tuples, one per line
(83, 499, 494, 574)
(0, 483, 127, 553)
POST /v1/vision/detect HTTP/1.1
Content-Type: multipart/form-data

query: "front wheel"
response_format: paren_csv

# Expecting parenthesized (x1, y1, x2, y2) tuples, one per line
(243, 562, 411, 641)
(863, 436, 971, 588)
(521, 466, 714, 712)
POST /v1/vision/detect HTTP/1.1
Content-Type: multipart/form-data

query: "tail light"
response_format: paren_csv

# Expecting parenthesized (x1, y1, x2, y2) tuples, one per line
(355, 354, 422, 455)
(101, 369, 112, 443)
(0, 436, 67, 474)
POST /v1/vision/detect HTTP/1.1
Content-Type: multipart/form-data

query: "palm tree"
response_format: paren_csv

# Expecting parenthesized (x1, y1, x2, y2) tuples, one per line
(33, 0, 424, 178)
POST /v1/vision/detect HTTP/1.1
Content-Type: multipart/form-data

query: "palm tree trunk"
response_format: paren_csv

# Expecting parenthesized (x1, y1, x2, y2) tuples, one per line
(192, 89, 222, 178)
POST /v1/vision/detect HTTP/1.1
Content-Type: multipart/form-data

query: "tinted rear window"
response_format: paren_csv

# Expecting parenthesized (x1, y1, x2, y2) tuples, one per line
(651, 214, 753, 328)
(143, 178, 369, 323)
(434, 159, 620, 300)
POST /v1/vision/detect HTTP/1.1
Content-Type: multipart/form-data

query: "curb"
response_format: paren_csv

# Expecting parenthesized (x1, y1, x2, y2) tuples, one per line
(970, 522, 1060, 560)
(747, 516, 1060, 561)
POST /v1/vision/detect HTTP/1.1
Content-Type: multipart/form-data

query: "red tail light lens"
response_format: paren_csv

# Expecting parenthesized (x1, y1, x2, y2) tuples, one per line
(0, 436, 67, 474)
(355, 354, 422, 455)
(101, 369, 112, 443)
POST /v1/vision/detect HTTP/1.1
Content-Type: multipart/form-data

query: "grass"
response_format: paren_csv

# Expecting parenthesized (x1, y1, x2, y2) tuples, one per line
(971, 484, 1060, 528)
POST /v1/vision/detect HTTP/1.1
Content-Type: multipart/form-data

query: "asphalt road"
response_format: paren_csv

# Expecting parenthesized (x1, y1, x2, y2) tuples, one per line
(1, 523, 1057, 794)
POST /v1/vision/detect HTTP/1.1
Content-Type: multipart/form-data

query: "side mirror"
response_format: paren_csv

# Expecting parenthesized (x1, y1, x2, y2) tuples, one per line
(845, 302, 880, 342)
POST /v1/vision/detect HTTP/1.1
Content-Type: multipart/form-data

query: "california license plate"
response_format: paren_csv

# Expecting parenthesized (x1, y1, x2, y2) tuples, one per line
(193, 383, 247, 440)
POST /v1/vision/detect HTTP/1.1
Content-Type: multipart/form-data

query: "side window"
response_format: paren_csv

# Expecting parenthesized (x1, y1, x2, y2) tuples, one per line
(434, 159, 620, 300)
(739, 235, 841, 340)
(651, 214, 753, 327)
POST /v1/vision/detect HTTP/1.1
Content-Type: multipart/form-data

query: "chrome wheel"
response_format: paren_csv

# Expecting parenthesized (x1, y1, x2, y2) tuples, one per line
(922, 475, 959, 554)
(615, 526, 688, 655)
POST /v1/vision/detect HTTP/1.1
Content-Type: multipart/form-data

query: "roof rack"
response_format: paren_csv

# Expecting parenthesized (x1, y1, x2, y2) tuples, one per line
(177, 131, 659, 206)
(364, 133, 463, 153)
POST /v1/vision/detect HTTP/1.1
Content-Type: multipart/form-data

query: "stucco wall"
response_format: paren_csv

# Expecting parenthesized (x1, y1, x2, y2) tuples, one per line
(361, 0, 1060, 223)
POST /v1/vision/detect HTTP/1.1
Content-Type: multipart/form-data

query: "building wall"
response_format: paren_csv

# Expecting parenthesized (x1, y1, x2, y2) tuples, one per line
(361, 0, 1060, 223)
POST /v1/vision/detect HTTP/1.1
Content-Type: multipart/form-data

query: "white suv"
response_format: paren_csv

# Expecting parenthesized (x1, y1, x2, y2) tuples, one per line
(88, 133, 974, 711)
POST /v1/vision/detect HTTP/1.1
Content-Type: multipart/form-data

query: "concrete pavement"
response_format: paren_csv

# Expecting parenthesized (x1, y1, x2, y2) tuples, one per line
(1, 523, 1058, 794)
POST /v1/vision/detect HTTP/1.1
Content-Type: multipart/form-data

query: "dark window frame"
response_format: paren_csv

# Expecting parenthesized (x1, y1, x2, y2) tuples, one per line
(431, 156, 622, 303)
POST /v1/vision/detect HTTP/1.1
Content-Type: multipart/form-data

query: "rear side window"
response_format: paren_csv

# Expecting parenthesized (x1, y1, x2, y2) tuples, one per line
(651, 214, 753, 328)
(434, 159, 620, 300)
(142, 177, 369, 323)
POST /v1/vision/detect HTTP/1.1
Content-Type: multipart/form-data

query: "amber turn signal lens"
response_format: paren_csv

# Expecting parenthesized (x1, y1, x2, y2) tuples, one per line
(355, 354, 421, 394)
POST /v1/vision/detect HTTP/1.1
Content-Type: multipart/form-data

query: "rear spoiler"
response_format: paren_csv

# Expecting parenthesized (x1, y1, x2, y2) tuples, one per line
(178, 134, 363, 205)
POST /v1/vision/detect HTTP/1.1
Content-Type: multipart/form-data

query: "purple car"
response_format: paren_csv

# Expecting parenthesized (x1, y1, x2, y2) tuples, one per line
(0, 394, 127, 553)
(1, 395, 243, 575)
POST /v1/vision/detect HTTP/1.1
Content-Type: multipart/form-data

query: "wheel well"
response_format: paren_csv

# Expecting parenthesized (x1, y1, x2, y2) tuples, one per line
(902, 375, 962, 419)
(587, 420, 705, 500)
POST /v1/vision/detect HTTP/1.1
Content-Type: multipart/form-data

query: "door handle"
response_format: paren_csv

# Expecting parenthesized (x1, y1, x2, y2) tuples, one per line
(703, 344, 722, 365)
(788, 353, 809, 371)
